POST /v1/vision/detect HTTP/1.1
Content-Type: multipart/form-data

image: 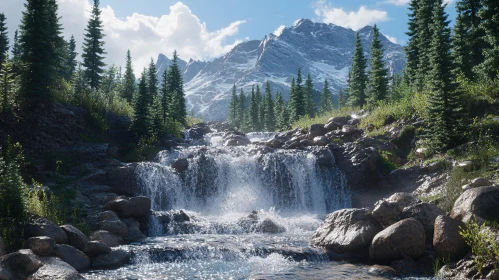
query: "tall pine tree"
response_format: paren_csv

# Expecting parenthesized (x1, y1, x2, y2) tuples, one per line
(147, 58, 158, 106)
(0, 54, 14, 112)
(167, 51, 186, 125)
(414, 0, 436, 90)
(82, 0, 106, 90)
(132, 70, 151, 138)
(304, 73, 315, 117)
(403, 0, 420, 87)
(366, 25, 389, 107)
(122, 50, 135, 103)
(0, 13, 8, 67)
(228, 84, 238, 127)
(348, 33, 367, 108)
(274, 91, 290, 131)
(47, 0, 66, 79)
(426, 0, 462, 151)
(338, 88, 347, 109)
(262, 81, 275, 131)
(289, 69, 305, 120)
(248, 85, 259, 131)
(64, 35, 78, 81)
(319, 79, 333, 114)
(477, 0, 499, 79)
(238, 89, 246, 127)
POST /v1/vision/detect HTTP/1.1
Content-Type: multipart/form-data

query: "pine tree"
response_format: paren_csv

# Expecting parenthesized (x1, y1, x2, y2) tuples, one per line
(0, 13, 8, 67)
(151, 94, 164, 138)
(289, 69, 306, 120)
(262, 81, 275, 131)
(248, 85, 259, 131)
(338, 88, 347, 109)
(274, 91, 290, 131)
(304, 73, 315, 117)
(19, 0, 61, 107)
(147, 58, 158, 106)
(10, 30, 21, 75)
(414, 0, 436, 90)
(348, 33, 367, 108)
(403, 0, 419, 87)
(64, 35, 78, 82)
(72, 64, 88, 106)
(47, 0, 66, 79)
(366, 25, 389, 107)
(477, 0, 499, 79)
(82, 0, 106, 90)
(132, 70, 151, 138)
(0, 54, 14, 112)
(228, 84, 238, 127)
(319, 79, 333, 114)
(255, 85, 264, 130)
(167, 51, 186, 125)
(238, 89, 246, 127)
(122, 50, 135, 103)
(452, 0, 485, 79)
(426, 0, 462, 151)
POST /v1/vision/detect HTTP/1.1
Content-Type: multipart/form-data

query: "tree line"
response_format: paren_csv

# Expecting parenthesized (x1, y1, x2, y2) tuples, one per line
(0, 0, 187, 141)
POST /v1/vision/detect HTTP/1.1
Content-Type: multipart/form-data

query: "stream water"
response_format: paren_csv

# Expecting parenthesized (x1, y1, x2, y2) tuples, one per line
(82, 131, 430, 279)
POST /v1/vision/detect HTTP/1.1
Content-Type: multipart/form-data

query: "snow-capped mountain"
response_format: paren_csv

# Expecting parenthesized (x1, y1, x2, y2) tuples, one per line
(156, 19, 406, 121)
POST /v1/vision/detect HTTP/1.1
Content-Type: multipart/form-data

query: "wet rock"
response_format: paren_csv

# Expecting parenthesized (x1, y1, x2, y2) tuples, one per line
(401, 202, 445, 240)
(106, 196, 151, 218)
(91, 249, 130, 269)
(27, 236, 56, 256)
(299, 139, 315, 147)
(26, 217, 69, 245)
(368, 265, 399, 278)
(91, 230, 122, 247)
(372, 193, 421, 228)
(433, 215, 468, 259)
(256, 218, 285, 234)
(310, 208, 382, 254)
(369, 218, 426, 261)
(224, 134, 251, 146)
(106, 163, 139, 197)
(54, 244, 90, 271)
(341, 125, 361, 136)
(122, 218, 146, 242)
(265, 138, 285, 149)
(313, 136, 328, 146)
(60, 225, 88, 251)
(27, 256, 83, 280)
(390, 258, 421, 276)
(450, 186, 499, 224)
(282, 139, 303, 150)
(83, 241, 111, 257)
(98, 211, 128, 239)
(155, 210, 191, 225)
(171, 158, 189, 172)
(0, 250, 43, 280)
(308, 124, 327, 138)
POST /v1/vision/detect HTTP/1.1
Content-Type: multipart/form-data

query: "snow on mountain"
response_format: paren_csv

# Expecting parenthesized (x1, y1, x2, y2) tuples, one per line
(156, 19, 406, 121)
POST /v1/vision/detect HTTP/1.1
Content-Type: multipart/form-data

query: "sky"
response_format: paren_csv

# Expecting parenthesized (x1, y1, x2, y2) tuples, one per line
(2, 0, 457, 75)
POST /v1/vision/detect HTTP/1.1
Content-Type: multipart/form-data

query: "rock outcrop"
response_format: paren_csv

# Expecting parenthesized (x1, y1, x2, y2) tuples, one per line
(450, 186, 499, 224)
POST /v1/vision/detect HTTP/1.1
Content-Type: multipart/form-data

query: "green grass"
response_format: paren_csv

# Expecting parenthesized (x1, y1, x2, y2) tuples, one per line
(186, 115, 203, 126)
(292, 107, 355, 129)
(378, 150, 400, 173)
(460, 217, 499, 273)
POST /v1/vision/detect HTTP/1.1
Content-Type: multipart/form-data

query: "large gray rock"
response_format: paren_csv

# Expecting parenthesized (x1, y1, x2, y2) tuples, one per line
(106, 197, 151, 218)
(224, 134, 251, 146)
(122, 218, 146, 242)
(60, 225, 88, 251)
(97, 211, 128, 239)
(369, 218, 426, 261)
(54, 245, 90, 271)
(308, 124, 327, 138)
(0, 250, 43, 280)
(26, 217, 68, 245)
(83, 241, 111, 257)
(433, 215, 468, 259)
(372, 193, 421, 228)
(256, 218, 285, 234)
(324, 117, 349, 132)
(171, 158, 189, 172)
(91, 249, 130, 269)
(450, 186, 499, 224)
(91, 230, 122, 247)
(27, 236, 56, 256)
(310, 208, 382, 254)
(27, 256, 83, 280)
(401, 203, 445, 241)
(106, 163, 139, 197)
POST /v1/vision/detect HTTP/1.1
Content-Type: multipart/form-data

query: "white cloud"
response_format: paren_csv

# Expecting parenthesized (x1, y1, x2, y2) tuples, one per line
(314, 0, 389, 31)
(382, 0, 454, 6)
(384, 34, 398, 44)
(2, 0, 246, 75)
(273, 25, 286, 36)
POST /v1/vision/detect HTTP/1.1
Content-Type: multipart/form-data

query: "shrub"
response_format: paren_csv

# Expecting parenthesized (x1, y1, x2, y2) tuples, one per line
(378, 150, 400, 173)
(460, 217, 499, 273)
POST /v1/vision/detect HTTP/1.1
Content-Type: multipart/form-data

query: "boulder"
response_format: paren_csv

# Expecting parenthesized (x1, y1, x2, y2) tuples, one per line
(341, 125, 361, 136)
(83, 241, 111, 257)
(369, 218, 426, 261)
(60, 225, 88, 251)
(27, 236, 56, 256)
(91, 249, 130, 269)
(91, 230, 122, 247)
(299, 139, 315, 147)
(401, 203, 445, 240)
(26, 256, 83, 280)
(171, 158, 189, 172)
(54, 245, 90, 271)
(433, 215, 468, 259)
(97, 212, 128, 239)
(122, 218, 146, 242)
(106, 163, 139, 197)
(0, 250, 43, 280)
(313, 136, 328, 146)
(224, 135, 251, 146)
(26, 217, 68, 245)
(106, 196, 151, 218)
(324, 117, 349, 132)
(372, 193, 421, 228)
(310, 208, 382, 254)
(155, 210, 190, 225)
(308, 124, 327, 138)
(256, 218, 285, 234)
(450, 186, 499, 224)
(470, 177, 492, 188)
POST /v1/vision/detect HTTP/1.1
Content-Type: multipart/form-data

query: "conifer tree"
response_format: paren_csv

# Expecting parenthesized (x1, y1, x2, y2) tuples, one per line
(64, 35, 78, 81)
(82, 0, 106, 90)
(151, 94, 164, 138)
(366, 25, 389, 107)
(0, 54, 14, 112)
(238, 89, 246, 127)
(403, 0, 419, 87)
(262, 81, 275, 131)
(338, 88, 347, 109)
(274, 91, 290, 131)
(132, 70, 151, 138)
(228, 84, 238, 127)
(248, 85, 259, 131)
(452, 0, 485, 79)
(72, 64, 88, 106)
(289, 69, 306, 120)
(255, 85, 264, 130)
(414, 0, 436, 90)
(147, 58, 158, 106)
(426, 0, 462, 151)
(167, 51, 186, 125)
(319, 79, 333, 114)
(122, 50, 135, 103)
(10, 30, 21, 75)
(348, 33, 367, 108)
(47, 0, 66, 78)
(477, 0, 499, 79)
(304, 73, 315, 117)
(0, 13, 8, 67)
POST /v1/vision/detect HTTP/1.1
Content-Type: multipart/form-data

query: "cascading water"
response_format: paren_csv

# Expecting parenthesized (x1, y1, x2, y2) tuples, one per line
(84, 130, 373, 280)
